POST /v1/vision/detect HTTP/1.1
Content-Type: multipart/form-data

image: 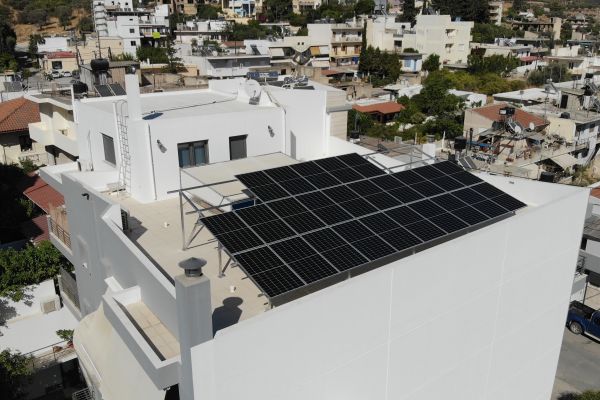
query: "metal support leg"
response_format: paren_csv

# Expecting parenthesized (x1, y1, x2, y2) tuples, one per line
(218, 242, 224, 278)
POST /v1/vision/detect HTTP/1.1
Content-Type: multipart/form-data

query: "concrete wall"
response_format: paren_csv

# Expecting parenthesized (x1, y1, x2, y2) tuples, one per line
(191, 177, 587, 400)
(0, 130, 46, 165)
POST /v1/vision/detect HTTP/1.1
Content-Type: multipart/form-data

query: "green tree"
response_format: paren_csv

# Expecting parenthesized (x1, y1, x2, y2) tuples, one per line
(413, 70, 463, 116)
(57, 6, 71, 29)
(0, 241, 71, 302)
(262, 0, 292, 22)
(467, 53, 519, 75)
(136, 46, 168, 63)
(472, 23, 520, 43)
(0, 349, 32, 400)
(354, 0, 374, 15)
(296, 26, 308, 36)
(56, 329, 74, 343)
(422, 53, 440, 72)
(561, 21, 573, 44)
(78, 16, 94, 32)
(197, 4, 221, 19)
(164, 36, 183, 73)
(27, 34, 44, 55)
(400, 0, 417, 25)
(527, 63, 571, 85)
(511, 0, 525, 13)
(431, 0, 489, 23)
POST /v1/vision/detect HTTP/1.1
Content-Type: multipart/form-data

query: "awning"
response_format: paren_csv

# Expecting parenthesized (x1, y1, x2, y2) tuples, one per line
(310, 47, 321, 56)
(270, 47, 284, 57)
(551, 153, 578, 170)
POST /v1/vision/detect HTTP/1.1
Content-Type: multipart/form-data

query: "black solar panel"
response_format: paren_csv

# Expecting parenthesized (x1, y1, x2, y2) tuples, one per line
(289, 254, 338, 283)
(95, 84, 113, 97)
(109, 83, 127, 95)
(289, 161, 325, 176)
(203, 154, 527, 301)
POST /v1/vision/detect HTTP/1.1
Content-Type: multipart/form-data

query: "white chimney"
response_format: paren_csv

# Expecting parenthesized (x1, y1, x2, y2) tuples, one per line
(124, 68, 142, 121)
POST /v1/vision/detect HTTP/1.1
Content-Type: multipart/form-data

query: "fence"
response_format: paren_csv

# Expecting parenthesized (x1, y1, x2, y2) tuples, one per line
(24, 340, 75, 370)
(48, 204, 71, 249)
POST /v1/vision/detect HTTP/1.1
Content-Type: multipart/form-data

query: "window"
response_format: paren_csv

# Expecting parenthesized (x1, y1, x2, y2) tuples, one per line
(19, 134, 32, 152)
(178, 141, 208, 168)
(229, 135, 247, 160)
(102, 134, 116, 165)
(130, 41, 136, 46)
(51, 61, 63, 70)
(129, 28, 135, 33)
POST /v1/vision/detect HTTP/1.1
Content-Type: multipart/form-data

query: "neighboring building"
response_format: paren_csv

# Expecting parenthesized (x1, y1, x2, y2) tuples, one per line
(398, 52, 423, 73)
(183, 53, 271, 78)
(228, 0, 256, 16)
(292, 0, 321, 13)
(41, 51, 78, 74)
(79, 60, 141, 92)
(0, 98, 45, 165)
(400, 14, 473, 66)
(39, 67, 589, 400)
(37, 36, 70, 53)
(366, 17, 411, 53)
(353, 100, 404, 123)
(26, 93, 79, 165)
(464, 102, 547, 135)
(509, 17, 562, 41)
(489, 1, 503, 26)
(175, 20, 229, 44)
(448, 89, 487, 108)
(308, 21, 364, 66)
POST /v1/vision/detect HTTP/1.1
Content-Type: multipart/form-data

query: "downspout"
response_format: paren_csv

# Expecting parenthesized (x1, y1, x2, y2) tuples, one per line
(263, 84, 287, 155)
(148, 124, 158, 200)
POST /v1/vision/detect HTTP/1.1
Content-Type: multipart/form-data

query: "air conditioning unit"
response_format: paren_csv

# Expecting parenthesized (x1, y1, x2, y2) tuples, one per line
(40, 295, 61, 314)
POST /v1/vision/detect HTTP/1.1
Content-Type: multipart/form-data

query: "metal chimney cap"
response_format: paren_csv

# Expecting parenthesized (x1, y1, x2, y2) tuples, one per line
(178, 257, 207, 277)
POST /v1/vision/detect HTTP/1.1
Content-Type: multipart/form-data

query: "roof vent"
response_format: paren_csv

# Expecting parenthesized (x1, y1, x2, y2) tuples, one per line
(178, 257, 207, 277)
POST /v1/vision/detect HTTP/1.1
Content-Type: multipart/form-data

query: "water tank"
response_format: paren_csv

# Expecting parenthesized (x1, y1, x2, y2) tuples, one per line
(90, 58, 109, 72)
(72, 81, 88, 94)
(454, 136, 467, 151)
(539, 171, 555, 182)
(560, 112, 571, 119)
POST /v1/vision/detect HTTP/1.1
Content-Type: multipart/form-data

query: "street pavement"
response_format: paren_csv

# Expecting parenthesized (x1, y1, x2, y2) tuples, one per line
(551, 328, 600, 399)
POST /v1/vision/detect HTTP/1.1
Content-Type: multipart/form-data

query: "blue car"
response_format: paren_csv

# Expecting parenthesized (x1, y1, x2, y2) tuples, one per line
(567, 301, 600, 340)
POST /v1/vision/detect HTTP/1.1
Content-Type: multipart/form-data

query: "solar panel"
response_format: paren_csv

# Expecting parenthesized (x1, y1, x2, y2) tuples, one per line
(202, 155, 527, 302)
(95, 84, 114, 97)
(109, 83, 126, 95)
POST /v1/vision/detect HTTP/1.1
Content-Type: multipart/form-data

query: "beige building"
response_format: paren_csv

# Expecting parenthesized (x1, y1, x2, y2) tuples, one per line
(308, 22, 364, 66)
(401, 14, 473, 66)
(0, 98, 46, 166)
(292, 0, 320, 13)
(74, 37, 126, 64)
(489, 1, 503, 26)
(41, 51, 79, 74)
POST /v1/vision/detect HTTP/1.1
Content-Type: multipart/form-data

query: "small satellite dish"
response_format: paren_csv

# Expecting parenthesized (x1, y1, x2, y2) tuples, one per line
(244, 79, 262, 104)
(528, 122, 535, 131)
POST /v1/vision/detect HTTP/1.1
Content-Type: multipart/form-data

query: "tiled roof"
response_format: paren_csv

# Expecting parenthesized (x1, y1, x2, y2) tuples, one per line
(591, 187, 600, 199)
(0, 98, 40, 134)
(20, 215, 49, 244)
(45, 51, 77, 59)
(18, 173, 64, 213)
(353, 102, 405, 115)
(471, 102, 547, 128)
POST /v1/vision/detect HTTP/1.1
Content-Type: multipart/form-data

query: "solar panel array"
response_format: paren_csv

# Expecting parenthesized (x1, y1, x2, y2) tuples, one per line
(94, 83, 126, 97)
(201, 153, 526, 302)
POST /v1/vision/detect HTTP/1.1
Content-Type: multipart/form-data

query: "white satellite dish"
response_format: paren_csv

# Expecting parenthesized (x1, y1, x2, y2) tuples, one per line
(528, 122, 535, 131)
(244, 79, 262, 99)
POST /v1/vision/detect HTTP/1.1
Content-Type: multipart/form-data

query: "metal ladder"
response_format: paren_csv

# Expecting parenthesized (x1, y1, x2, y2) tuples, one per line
(115, 101, 131, 196)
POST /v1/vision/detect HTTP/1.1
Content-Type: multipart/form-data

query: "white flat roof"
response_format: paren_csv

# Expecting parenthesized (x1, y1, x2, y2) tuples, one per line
(81, 89, 276, 119)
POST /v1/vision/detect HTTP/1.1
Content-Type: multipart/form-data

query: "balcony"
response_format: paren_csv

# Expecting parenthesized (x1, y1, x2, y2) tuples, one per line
(29, 121, 79, 157)
(48, 205, 74, 263)
(331, 36, 362, 44)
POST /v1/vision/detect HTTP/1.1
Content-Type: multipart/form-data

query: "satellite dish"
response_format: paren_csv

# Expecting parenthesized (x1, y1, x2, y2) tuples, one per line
(529, 122, 535, 131)
(244, 80, 262, 104)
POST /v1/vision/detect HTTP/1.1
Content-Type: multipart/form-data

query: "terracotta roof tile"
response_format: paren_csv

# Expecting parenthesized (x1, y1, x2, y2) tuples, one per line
(18, 173, 64, 213)
(45, 51, 77, 59)
(472, 102, 547, 128)
(0, 98, 40, 134)
(353, 102, 404, 115)
(591, 187, 600, 199)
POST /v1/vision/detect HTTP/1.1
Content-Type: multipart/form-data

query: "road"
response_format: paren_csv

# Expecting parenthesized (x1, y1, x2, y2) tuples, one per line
(552, 329, 600, 399)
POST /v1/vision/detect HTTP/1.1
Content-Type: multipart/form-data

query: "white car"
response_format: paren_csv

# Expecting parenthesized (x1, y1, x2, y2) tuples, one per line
(62, 71, 72, 77)
(51, 70, 62, 79)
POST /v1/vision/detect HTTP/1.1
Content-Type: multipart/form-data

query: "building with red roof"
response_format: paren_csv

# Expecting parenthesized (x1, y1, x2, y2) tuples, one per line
(464, 102, 548, 136)
(353, 101, 404, 123)
(0, 97, 45, 165)
(41, 51, 78, 75)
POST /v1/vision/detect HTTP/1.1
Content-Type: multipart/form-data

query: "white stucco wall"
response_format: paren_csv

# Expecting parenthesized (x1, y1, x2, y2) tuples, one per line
(191, 177, 587, 400)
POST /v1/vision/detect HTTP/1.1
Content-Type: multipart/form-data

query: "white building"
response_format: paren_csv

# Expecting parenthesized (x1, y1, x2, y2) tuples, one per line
(401, 14, 473, 66)
(308, 21, 364, 66)
(489, 1, 503, 26)
(175, 20, 230, 44)
(104, 7, 170, 56)
(366, 17, 411, 53)
(38, 68, 589, 400)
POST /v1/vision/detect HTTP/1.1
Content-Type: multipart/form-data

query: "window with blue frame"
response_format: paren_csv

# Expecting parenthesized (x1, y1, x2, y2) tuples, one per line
(178, 140, 209, 168)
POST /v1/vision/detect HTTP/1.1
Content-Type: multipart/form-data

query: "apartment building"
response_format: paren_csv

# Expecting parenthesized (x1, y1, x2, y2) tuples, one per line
(175, 20, 230, 44)
(26, 93, 79, 165)
(509, 17, 562, 41)
(308, 21, 363, 66)
(292, 0, 321, 14)
(39, 68, 589, 400)
(401, 14, 473, 66)
(489, 1, 503, 26)
(366, 17, 411, 53)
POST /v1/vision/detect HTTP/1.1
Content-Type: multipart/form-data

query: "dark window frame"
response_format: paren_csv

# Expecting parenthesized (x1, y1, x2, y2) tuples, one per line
(102, 133, 116, 165)
(229, 135, 247, 160)
(19, 134, 33, 152)
(178, 140, 209, 168)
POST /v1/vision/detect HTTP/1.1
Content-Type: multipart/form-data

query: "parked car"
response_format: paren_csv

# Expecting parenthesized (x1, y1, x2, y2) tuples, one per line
(51, 70, 62, 79)
(62, 71, 72, 77)
(567, 301, 600, 340)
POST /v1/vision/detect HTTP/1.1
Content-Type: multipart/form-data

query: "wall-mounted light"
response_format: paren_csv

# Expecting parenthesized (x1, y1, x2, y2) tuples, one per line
(156, 139, 167, 153)
(268, 125, 275, 137)
(82, 193, 90, 200)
